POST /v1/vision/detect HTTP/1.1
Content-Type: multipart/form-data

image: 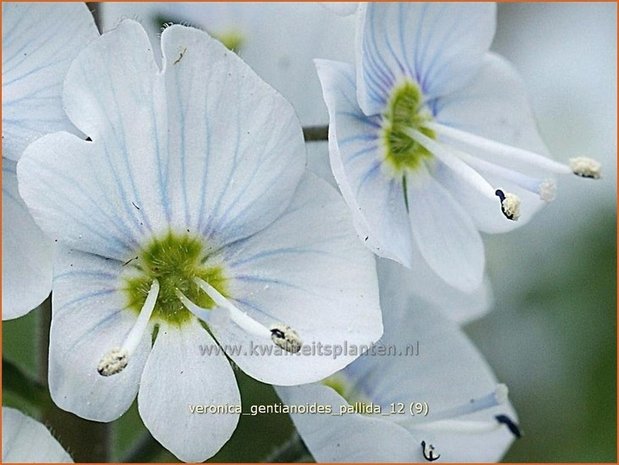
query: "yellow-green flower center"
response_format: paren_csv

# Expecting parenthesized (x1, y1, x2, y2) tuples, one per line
(122, 231, 227, 325)
(382, 80, 435, 173)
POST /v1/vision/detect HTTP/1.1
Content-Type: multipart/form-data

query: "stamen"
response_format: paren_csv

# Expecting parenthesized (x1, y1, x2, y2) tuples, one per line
(495, 190, 521, 221)
(414, 384, 509, 424)
(569, 157, 602, 179)
(270, 324, 302, 353)
(178, 278, 304, 353)
(407, 128, 496, 200)
(428, 122, 572, 175)
(98, 279, 160, 376)
(495, 414, 523, 439)
(421, 441, 441, 462)
(451, 147, 557, 202)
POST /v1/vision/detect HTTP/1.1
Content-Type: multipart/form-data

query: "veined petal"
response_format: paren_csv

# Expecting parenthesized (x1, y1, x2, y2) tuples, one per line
(2, 2, 98, 161)
(355, 3, 496, 115)
(2, 407, 72, 463)
(18, 133, 147, 261)
(346, 297, 517, 462)
(2, 161, 52, 319)
(315, 59, 413, 266)
(210, 174, 382, 385)
(434, 53, 551, 176)
(138, 320, 240, 463)
(159, 25, 305, 245)
(276, 385, 419, 462)
(49, 247, 149, 422)
(407, 173, 485, 292)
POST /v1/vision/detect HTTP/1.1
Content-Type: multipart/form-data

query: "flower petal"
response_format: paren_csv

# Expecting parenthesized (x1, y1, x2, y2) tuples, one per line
(343, 295, 517, 462)
(49, 247, 149, 422)
(376, 257, 492, 325)
(2, 3, 98, 161)
(209, 173, 382, 386)
(159, 24, 305, 245)
(434, 53, 551, 174)
(276, 385, 419, 462)
(355, 3, 496, 115)
(407, 173, 485, 292)
(315, 58, 413, 266)
(138, 320, 240, 462)
(2, 161, 52, 320)
(2, 407, 72, 463)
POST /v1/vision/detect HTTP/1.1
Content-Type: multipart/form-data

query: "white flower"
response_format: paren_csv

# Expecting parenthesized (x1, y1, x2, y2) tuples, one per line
(2, 2, 98, 319)
(100, 2, 356, 126)
(316, 3, 601, 293)
(2, 407, 72, 463)
(16, 21, 382, 462)
(276, 259, 519, 462)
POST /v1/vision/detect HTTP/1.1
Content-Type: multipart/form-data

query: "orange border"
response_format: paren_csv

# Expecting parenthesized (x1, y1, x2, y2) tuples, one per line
(0, 1, 617, 464)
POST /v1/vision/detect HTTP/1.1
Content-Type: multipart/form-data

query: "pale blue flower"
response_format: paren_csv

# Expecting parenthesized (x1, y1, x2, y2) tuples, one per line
(16, 21, 382, 462)
(2, 407, 72, 463)
(2, 2, 98, 319)
(316, 3, 601, 293)
(277, 258, 520, 462)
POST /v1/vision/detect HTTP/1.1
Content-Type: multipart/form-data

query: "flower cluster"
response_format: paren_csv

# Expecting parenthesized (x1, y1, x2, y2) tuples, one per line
(2, 2, 602, 463)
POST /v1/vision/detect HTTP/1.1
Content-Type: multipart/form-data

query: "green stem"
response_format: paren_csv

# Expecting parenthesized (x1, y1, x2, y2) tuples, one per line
(263, 431, 313, 462)
(303, 125, 329, 142)
(121, 431, 166, 462)
(38, 296, 111, 462)
(2, 358, 52, 409)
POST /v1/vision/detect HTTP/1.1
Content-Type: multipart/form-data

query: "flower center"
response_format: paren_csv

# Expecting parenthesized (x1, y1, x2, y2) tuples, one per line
(382, 80, 436, 173)
(122, 231, 227, 325)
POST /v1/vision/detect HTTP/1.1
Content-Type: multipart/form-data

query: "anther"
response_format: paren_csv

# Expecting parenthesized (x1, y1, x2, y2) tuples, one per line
(421, 441, 441, 462)
(495, 414, 522, 439)
(495, 190, 521, 221)
(569, 157, 601, 179)
(97, 279, 159, 377)
(270, 324, 303, 353)
(97, 348, 128, 376)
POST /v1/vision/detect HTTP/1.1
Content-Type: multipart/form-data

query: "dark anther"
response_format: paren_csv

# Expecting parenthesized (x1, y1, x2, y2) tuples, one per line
(495, 414, 522, 439)
(271, 328, 285, 340)
(421, 441, 440, 462)
(494, 189, 506, 202)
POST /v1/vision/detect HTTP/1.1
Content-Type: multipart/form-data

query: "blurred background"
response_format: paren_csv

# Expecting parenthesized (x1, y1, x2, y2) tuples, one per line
(3, 2, 616, 462)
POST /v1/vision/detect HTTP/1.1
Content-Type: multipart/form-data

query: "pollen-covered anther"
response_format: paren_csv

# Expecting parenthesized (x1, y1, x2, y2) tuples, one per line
(569, 157, 601, 179)
(495, 190, 521, 221)
(270, 324, 303, 353)
(539, 179, 557, 202)
(97, 348, 128, 376)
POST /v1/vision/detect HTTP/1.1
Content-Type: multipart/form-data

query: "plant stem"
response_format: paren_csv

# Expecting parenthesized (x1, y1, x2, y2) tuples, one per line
(302, 125, 329, 142)
(263, 431, 313, 462)
(38, 296, 111, 462)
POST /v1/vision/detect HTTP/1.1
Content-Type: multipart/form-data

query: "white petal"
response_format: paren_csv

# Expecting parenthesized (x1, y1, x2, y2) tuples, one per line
(276, 385, 419, 462)
(209, 173, 382, 386)
(376, 257, 492, 325)
(345, 297, 517, 462)
(159, 24, 305, 245)
(138, 321, 240, 462)
(18, 133, 147, 261)
(2, 3, 98, 161)
(2, 162, 52, 319)
(321, 2, 359, 17)
(49, 247, 149, 422)
(2, 407, 72, 463)
(407, 173, 485, 292)
(315, 59, 413, 266)
(434, 53, 551, 175)
(355, 3, 496, 115)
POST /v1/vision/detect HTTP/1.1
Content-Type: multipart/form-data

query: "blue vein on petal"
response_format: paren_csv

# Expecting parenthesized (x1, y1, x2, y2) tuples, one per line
(229, 247, 333, 268)
(31, 159, 136, 254)
(355, 161, 381, 197)
(55, 270, 117, 281)
(66, 308, 124, 353)
(56, 288, 116, 314)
